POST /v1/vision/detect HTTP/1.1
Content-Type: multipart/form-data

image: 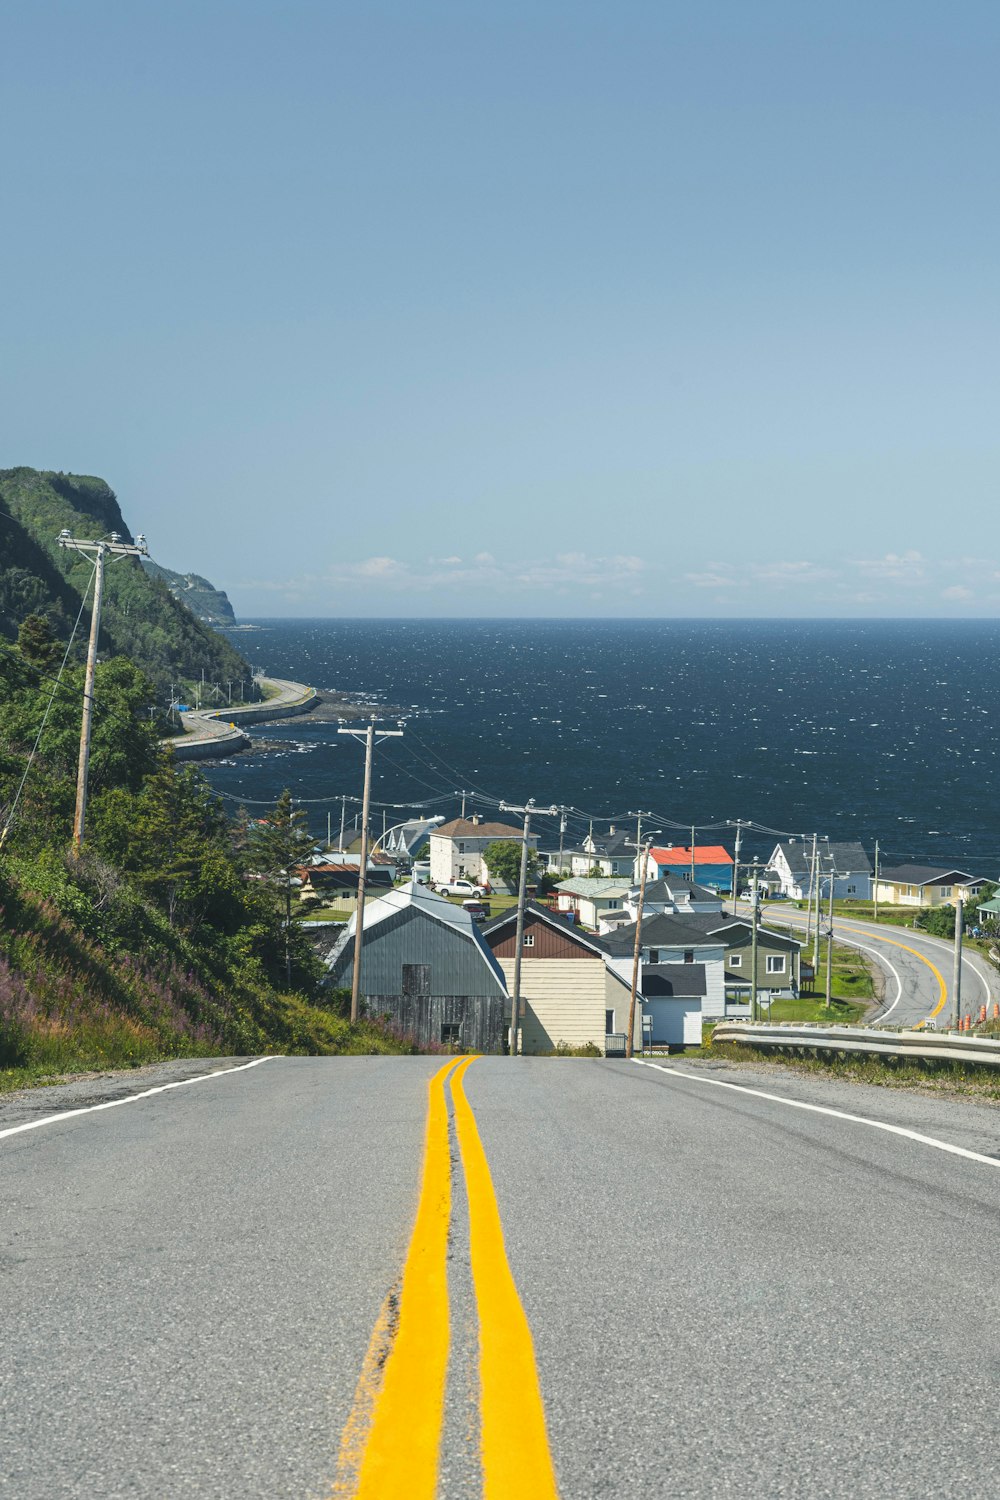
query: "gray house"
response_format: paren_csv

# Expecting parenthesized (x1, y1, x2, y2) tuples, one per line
(325, 883, 509, 1052)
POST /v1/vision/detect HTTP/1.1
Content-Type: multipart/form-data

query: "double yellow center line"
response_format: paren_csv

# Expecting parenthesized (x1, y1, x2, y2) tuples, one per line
(332, 1057, 559, 1499)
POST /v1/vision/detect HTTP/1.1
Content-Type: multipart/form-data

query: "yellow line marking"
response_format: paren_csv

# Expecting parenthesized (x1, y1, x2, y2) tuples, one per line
(838, 923, 948, 1022)
(331, 1057, 462, 1499)
(330, 1288, 398, 1495)
(450, 1056, 560, 1500)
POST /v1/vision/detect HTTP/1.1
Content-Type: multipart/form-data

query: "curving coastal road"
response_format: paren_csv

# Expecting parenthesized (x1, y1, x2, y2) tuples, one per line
(751, 902, 1000, 1029)
(5, 1053, 1000, 1498)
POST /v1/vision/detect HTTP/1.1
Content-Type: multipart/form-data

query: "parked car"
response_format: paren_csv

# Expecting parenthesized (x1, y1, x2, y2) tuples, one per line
(462, 899, 491, 922)
(439, 878, 488, 897)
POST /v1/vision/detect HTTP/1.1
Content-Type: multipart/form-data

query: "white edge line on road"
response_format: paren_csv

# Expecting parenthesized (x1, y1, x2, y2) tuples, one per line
(843, 937, 903, 1022)
(631, 1058, 1000, 1170)
(0, 1055, 281, 1143)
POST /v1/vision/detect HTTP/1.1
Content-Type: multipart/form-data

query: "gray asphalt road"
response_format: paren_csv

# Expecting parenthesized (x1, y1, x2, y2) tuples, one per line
(756, 903, 1000, 1027)
(5, 1054, 1000, 1497)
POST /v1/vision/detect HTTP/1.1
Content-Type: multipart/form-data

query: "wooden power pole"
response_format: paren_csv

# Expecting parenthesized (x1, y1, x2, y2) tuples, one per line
(338, 719, 404, 1022)
(57, 528, 149, 854)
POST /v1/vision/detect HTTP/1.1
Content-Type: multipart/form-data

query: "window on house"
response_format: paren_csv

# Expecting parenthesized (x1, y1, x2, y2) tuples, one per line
(458, 843, 465, 853)
(907, 885, 917, 897)
(847, 884, 857, 894)
(940, 886, 952, 898)
(523, 932, 535, 948)
(730, 953, 742, 968)
(441, 1023, 460, 1045)
(766, 955, 786, 974)
(648, 949, 660, 963)
(683, 950, 694, 964)
(605, 1009, 615, 1034)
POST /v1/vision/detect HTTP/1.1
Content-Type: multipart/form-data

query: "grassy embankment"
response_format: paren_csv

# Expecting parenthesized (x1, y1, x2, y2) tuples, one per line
(0, 863, 425, 1095)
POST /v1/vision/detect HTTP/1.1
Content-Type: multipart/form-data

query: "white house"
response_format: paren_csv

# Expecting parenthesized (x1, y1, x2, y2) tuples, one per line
(555, 877, 632, 929)
(767, 839, 873, 901)
(429, 815, 536, 887)
(601, 913, 728, 1019)
(623, 879, 724, 921)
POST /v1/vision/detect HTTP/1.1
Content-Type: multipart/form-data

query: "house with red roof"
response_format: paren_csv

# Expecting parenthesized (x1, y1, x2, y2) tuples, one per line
(643, 844, 735, 894)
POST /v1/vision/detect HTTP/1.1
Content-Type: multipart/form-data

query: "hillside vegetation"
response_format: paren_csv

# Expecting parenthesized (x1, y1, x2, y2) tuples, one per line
(0, 475, 421, 1079)
(0, 637, 418, 1083)
(0, 467, 249, 692)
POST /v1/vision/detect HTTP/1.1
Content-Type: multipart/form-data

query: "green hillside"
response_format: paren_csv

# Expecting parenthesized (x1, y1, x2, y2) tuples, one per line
(0, 468, 249, 693)
(141, 559, 237, 627)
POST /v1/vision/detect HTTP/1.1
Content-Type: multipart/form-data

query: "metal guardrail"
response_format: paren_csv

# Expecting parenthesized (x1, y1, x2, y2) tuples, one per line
(712, 1022, 1000, 1069)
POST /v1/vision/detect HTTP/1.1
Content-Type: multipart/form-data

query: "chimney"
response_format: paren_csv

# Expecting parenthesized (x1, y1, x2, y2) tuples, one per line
(609, 824, 616, 835)
(472, 813, 480, 825)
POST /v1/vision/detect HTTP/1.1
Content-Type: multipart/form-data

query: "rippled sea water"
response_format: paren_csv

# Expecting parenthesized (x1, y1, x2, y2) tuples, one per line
(200, 619, 1000, 872)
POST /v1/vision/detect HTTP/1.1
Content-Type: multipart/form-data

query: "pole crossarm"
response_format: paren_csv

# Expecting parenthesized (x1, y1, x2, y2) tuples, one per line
(57, 529, 149, 562)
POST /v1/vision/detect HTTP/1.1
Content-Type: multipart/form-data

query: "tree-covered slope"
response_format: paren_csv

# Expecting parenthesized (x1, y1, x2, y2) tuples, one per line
(141, 559, 237, 626)
(0, 468, 249, 691)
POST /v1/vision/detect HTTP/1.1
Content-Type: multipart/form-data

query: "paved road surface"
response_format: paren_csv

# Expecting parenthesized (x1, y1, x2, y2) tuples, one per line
(755, 902, 1000, 1028)
(4, 1054, 1000, 1497)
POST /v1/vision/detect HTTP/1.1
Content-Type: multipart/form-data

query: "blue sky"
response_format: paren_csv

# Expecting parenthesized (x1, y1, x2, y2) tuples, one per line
(2, 1, 997, 617)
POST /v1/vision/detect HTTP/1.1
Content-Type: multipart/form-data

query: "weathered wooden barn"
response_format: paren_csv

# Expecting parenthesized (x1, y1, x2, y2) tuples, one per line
(325, 882, 509, 1052)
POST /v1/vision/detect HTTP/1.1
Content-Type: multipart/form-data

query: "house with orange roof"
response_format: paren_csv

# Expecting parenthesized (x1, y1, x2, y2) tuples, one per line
(643, 844, 735, 894)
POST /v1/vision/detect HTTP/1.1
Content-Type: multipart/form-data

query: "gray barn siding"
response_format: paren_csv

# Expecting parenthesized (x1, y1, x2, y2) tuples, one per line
(329, 905, 505, 996)
(362, 994, 508, 1054)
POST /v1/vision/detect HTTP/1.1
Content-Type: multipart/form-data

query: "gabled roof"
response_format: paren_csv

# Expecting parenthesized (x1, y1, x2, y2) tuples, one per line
(600, 912, 726, 954)
(770, 840, 873, 875)
(650, 845, 733, 867)
(705, 919, 803, 950)
(481, 901, 613, 957)
(586, 828, 635, 858)
(555, 877, 632, 896)
(332, 881, 507, 988)
(878, 864, 986, 886)
(433, 818, 527, 840)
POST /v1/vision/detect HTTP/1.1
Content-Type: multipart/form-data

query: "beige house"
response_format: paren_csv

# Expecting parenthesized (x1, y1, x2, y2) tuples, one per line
(428, 815, 536, 887)
(874, 865, 991, 908)
(482, 903, 638, 1055)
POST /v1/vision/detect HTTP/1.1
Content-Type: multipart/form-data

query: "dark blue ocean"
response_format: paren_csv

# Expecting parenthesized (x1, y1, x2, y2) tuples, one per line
(200, 619, 1000, 873)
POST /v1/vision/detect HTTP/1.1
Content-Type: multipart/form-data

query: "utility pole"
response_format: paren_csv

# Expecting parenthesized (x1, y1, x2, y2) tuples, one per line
(750, 861, 761, 1022)
(338, 720, 404, 1022)
(557, 808, 567, 873)
(873, 839, 880, 922)
(457, 789, 470, 820)
(824, 867, 838, 1009)
(812, 839, 826, 975)
(804, 834, 818, 948)
(57, 528, 149, 854)
(628, 810, 652, 884)
(952, 898, 964, 1030)
(690, 825, 696, 885)
(625, 835, 658, 1059)
(339, 794, 347, 853)
(500, 800, 558, 1056)
(731, 820, 747, 913)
